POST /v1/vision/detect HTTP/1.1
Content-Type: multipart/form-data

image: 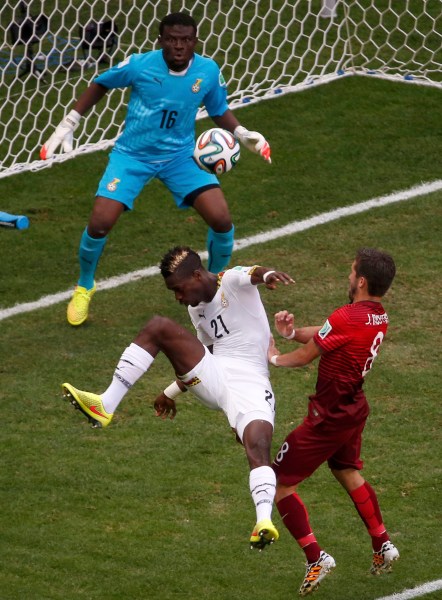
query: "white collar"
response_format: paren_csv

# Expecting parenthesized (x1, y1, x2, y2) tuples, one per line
(169, 57, 194, 76)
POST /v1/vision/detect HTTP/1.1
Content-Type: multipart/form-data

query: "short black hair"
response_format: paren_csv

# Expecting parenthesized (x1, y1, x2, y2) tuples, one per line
(159, 12, 197, 36)
(160, 246, 202, 279)
(355, 248, 396, 297)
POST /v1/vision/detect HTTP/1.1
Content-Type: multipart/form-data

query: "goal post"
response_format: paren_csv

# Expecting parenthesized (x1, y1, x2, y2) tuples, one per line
(1, 0, 441, 180)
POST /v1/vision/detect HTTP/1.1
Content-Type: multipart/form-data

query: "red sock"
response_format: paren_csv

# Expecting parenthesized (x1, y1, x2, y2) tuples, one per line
(277, 493, 321, 563)
(349, 481, 389, 551)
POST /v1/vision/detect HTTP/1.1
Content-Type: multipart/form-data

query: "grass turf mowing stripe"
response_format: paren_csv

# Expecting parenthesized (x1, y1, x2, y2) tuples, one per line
(1, 178, 441, 322)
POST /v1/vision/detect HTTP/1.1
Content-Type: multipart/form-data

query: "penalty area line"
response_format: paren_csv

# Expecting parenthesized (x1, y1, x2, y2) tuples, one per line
(1, 178, 441, 323)
(375, 578, 442, 600)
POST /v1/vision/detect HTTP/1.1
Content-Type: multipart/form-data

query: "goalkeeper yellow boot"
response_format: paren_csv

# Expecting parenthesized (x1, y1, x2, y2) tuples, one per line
(62, 383, 113, 428)
(250, 519, 279, 550)
(67, 283, 96, 326)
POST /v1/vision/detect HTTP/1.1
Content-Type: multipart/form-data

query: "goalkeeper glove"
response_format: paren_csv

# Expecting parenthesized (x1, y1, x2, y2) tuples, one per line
(234, 125, 272, 164)
(40, 110, 81, 159)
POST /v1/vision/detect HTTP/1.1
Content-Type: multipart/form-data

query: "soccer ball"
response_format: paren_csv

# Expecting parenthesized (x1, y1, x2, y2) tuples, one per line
(193, 128, 240, 175)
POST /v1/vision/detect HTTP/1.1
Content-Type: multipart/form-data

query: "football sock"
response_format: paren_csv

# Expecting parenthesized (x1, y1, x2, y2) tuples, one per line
(101, 343, 154, 413)
(78, 227, 107, 290)
(349, 481, 389, 551)
(206, 225, 234, 273)
(277, 493, 321, 563)
(249, 466, 276, 523)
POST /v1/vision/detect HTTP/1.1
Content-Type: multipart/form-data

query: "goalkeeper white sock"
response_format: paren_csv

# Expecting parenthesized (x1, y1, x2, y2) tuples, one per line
(249, 465, 276, 523)
(101, 343, 154, 413)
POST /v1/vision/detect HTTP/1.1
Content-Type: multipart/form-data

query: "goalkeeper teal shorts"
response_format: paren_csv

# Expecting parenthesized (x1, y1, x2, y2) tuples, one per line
(96, 147, 219, 209)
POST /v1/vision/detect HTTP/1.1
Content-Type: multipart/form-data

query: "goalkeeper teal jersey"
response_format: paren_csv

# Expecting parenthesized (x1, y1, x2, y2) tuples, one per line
(94, 50, 229, 160)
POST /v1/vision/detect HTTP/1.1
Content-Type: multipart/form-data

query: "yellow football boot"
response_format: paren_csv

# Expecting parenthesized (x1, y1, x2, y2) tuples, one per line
(67, 283, 96, 326)
(62, 383, 113, 428)
(250, 519, 279, 550)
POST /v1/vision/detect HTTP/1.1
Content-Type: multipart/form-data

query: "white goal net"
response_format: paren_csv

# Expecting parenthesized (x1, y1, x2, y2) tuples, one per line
(1, 0, 441, 179)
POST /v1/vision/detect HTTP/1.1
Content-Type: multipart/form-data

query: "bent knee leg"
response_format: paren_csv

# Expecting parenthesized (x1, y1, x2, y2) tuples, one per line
(137, 315, 175, 344)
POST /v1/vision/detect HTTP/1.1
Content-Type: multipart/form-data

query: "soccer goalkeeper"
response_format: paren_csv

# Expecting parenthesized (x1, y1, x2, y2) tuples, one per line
(41, 12, 271, 326)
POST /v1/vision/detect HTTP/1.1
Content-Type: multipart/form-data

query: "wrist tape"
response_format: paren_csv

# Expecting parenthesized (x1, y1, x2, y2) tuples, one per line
(263, 270, 275, 283)
(163, 381, 183, 400)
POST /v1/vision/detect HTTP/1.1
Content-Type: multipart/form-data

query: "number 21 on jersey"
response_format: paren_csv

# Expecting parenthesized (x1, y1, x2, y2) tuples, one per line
(211, 314, 230, 339)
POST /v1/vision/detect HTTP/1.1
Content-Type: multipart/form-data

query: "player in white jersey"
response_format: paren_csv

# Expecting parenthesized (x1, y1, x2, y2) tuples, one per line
(188, 266, 272, 373)
(40, 12, 272, 327)
(62, 246, 295, 549)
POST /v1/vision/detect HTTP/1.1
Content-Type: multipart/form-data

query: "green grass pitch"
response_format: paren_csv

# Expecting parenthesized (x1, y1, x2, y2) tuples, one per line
(0, 77, 441, 599)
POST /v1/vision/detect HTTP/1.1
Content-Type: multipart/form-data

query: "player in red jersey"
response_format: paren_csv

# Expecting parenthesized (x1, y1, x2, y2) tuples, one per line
(268, 248, 398, 596)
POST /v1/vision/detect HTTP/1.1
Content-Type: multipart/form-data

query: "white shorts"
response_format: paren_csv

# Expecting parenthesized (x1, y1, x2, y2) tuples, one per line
(178, 347, 275, 441)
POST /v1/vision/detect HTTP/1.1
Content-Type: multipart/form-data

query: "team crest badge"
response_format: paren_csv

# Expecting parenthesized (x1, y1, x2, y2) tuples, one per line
(221, 291, 229, 308)
(106, 178, 121, 192)
(219, 72, 227, 87)
(192, 78, 203, 93)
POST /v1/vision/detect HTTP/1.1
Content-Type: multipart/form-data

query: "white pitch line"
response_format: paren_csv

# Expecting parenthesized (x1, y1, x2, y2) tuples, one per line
(375, 579, 442, 600)
(1, 179, 441, 323)
(2, 180, 441, 600)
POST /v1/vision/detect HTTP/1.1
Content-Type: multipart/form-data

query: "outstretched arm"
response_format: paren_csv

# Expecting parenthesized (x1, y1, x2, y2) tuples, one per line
(249, 266, 295, 289)
(268, 335, 321, 368)
(274, 310, 320, 343)
(72, 82, 109, 116)
(212, 109, 272, 164)
(40, 83, 108, 159)
(211, 109, 241, 134)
